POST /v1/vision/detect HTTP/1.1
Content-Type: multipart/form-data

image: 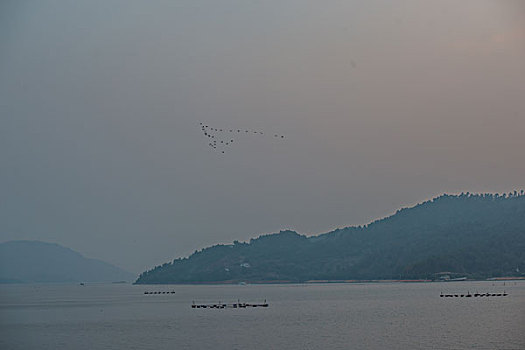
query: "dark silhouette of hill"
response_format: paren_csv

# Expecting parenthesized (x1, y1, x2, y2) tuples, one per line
(136, 192, 525, 284)
(0, 240, 135, 283)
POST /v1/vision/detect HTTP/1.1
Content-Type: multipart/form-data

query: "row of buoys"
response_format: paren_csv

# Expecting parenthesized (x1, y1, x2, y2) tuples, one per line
(440, 292, 508, 298)
(192, 304, 228, 309)
(144, 291, 176, 294)
(191, 300, 268, 309)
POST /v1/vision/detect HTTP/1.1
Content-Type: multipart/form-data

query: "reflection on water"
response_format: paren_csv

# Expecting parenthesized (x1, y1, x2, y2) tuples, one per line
(1, 281, 524, 350)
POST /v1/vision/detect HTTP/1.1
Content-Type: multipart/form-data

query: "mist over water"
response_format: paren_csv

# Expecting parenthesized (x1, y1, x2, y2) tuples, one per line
(1, 1, 525, 273)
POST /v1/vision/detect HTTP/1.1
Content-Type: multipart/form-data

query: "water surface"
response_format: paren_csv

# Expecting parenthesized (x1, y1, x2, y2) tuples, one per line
(1, 281, 524, 349)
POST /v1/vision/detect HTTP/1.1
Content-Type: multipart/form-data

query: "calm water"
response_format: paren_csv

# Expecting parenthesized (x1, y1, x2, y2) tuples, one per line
(1, 281, 524, 350)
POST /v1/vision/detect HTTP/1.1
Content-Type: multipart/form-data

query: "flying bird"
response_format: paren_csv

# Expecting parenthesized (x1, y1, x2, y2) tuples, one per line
(198, 123, 285, 154)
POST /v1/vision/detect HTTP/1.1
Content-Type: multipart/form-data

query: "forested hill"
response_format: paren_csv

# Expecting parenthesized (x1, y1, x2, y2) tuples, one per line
(136, 193, 525, 284)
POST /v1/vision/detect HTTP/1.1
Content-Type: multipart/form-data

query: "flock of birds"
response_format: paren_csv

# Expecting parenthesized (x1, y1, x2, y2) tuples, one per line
(199, 123, 285, 153)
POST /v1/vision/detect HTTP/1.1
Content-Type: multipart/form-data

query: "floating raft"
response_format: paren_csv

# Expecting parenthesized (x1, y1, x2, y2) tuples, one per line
(144, 291, 176, 295)
(191, 301, 268, 309)
(440, 292, 508, 298)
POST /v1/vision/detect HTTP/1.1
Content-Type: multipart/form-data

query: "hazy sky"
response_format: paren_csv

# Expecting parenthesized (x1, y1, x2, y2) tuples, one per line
(1, 0, 524, 273)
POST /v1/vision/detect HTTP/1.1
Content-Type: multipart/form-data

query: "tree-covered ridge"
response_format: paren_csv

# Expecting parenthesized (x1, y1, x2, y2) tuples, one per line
(136, 192, 525, 284)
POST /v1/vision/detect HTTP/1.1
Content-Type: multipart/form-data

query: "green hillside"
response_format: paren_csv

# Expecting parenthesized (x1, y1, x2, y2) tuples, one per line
(136, 193, 525, 284)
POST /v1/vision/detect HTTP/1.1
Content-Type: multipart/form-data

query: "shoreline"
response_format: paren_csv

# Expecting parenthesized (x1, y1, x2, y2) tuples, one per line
(133, 276, 525, 286)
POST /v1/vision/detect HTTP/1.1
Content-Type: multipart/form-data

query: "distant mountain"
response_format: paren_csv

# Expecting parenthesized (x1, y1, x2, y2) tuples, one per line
(136, 193, 525, 284)
(0, 240, 135, 283)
